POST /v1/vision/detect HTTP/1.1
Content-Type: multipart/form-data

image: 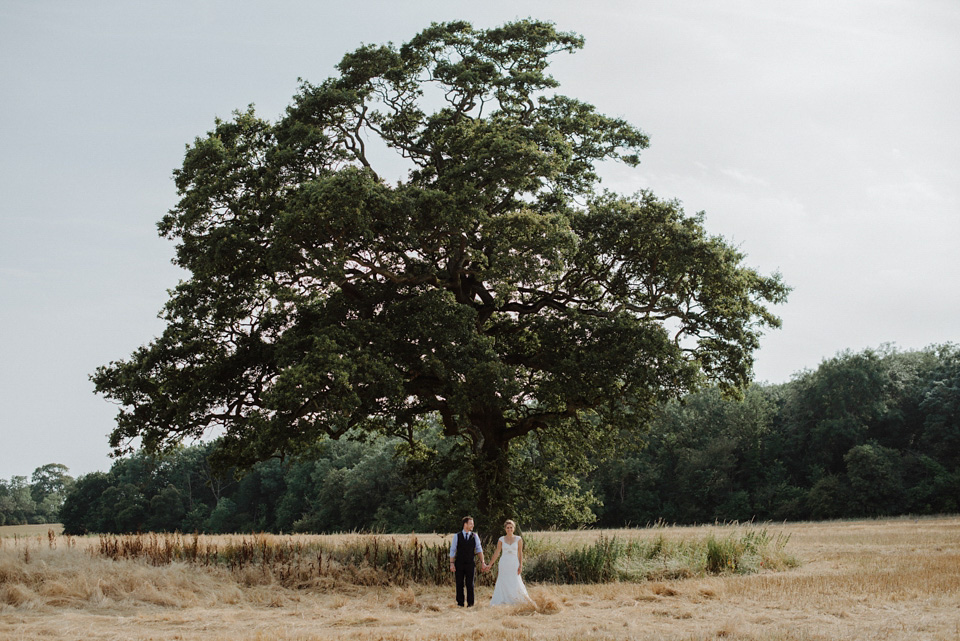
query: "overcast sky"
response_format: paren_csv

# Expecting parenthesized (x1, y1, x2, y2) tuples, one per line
(2, 0, 958, 480)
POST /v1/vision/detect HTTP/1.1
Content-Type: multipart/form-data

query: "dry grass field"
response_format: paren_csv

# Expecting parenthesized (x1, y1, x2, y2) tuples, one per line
(0, 523, 64, 538)
(1, 517, 958, 641)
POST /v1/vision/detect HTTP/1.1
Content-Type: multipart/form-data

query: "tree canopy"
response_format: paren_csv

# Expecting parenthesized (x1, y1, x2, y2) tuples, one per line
(92, 19, 788, 524)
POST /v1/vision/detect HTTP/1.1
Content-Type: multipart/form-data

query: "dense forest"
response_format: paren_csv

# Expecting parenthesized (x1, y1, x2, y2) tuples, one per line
(56, 344, 959, 535)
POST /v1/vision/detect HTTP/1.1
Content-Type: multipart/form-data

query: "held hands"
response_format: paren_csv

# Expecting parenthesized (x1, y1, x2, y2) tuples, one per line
(451, 560, 496, 573)
(476, 562, 521, 574)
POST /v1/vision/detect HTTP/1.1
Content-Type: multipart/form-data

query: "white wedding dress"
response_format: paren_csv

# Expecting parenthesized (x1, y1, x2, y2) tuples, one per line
(490, 536, 535, 606)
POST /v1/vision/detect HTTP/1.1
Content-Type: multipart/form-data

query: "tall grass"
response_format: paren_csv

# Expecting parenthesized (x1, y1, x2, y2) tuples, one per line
(84, 525, 796, 588)
(525, 528, 797, 583)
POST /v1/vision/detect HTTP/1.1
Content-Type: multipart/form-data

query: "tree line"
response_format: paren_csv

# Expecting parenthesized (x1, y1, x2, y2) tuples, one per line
(0, 463, 74, 526)
(59, 343, 959, 535)
(593, 343, 960, 525)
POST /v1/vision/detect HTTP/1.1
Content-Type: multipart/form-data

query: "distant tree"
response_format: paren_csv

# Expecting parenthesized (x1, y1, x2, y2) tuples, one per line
(60, 472, 113, 535)
(30, 463, 73, 502)
(205, 497, 239, 533)
(30, 463, 74, 522)
(273, 461, 314, 532)
(844, 442, 906, 516)
(781, 350, 892, 478)
(103, 483, 147, 533)
(806, 474, 849, 521)
(901, 453, 958, 514)
(0, 481, 13, 526)
(230, 458, 288, 531)
(1, 476, 37, 525)
(92, 19, 787, 526)
(868, 348, 940, 451)
(919, 345, 960, 467)
(147, 484, 187, 532)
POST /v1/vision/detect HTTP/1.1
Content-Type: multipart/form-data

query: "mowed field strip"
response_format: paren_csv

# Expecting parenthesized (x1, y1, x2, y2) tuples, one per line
(1, 516, 958, 640)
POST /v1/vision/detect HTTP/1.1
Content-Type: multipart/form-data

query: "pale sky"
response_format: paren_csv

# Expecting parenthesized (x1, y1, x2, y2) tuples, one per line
(2, 0, 958, 480)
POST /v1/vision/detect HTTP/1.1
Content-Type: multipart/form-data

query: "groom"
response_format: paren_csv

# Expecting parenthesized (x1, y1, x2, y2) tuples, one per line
(449, 516, 485, 607)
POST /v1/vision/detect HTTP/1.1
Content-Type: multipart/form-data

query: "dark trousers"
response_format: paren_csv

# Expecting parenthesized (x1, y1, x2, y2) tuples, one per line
(455, 561, 475, 606)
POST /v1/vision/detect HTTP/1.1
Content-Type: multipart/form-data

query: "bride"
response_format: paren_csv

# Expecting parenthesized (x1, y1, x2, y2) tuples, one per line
(483, 519, 535, 606)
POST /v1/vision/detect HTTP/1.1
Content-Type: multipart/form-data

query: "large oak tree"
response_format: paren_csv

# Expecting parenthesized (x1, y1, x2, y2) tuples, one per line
(93, 20, 788, 526)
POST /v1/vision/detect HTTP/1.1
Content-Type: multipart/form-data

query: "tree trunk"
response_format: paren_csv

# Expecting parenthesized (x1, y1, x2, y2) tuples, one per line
(473, 433, 515, 542)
